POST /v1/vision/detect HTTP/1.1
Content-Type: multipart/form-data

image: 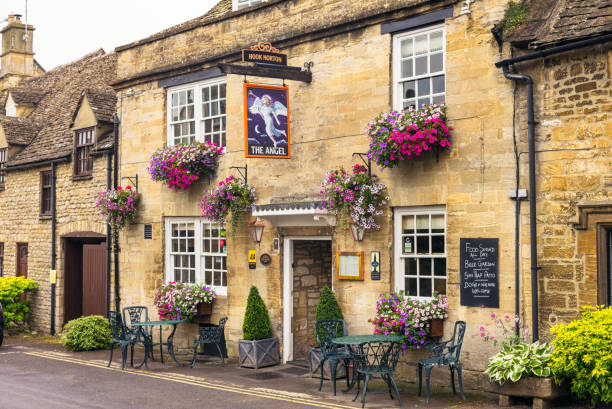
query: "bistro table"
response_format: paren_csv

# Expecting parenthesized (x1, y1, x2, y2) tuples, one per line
(132, 319, 185, 368)
(331, 334, 404, 392)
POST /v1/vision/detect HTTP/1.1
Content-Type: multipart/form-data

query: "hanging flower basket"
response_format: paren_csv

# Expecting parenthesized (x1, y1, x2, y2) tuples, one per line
(95, 185, 139, 232)
(200, 175, 256, 237)
(148, 142, 224, 191)
(154, 282, 216, 321)
(320, 164, 389, 233)
(366, 103, 451, 169)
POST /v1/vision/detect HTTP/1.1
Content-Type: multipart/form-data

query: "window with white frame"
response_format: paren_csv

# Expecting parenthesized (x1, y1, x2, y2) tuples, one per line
(233, 0, 266, 10)
(165, 218, 227, 295)
(167, 78, 226, 147)
(394, 207, 446, 298)
(393, 25, 445, 111)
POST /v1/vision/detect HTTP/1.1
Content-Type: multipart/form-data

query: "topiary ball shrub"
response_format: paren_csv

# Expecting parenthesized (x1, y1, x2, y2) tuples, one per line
(242, 286, 273, 341)
(550, 306, 612, 406)
(314, 285, 344, 345)
(62, 315, 112, 352)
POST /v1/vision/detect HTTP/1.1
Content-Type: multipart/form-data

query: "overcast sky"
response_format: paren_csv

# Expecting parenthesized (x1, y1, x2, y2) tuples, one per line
(1, 0, 219, 70)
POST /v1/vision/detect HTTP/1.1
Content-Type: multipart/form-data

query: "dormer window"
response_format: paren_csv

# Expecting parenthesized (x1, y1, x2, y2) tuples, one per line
(74, 127, 94, 176)
(233, 0, 266, 11)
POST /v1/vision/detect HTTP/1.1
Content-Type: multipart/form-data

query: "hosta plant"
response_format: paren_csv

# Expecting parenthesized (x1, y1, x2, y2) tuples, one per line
(485, 341, 552, 384)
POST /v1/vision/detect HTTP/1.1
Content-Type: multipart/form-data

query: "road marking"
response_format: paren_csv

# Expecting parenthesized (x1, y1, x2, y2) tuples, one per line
(24, 351, 357, 409)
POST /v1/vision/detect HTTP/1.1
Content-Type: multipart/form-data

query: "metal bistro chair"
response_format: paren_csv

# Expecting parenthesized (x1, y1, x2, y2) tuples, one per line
(352, 341, 402, 409)
(122, 306, 154, 362)
(418, 320, 467, 403)
(191, 317, 228, 367)
(107, 311, 140, 370)
(315, 319, 351, 396)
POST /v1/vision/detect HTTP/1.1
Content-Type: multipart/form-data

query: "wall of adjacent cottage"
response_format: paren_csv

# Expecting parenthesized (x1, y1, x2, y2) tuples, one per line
(0, 158, 110, 333)
(116, 0, 526, 388)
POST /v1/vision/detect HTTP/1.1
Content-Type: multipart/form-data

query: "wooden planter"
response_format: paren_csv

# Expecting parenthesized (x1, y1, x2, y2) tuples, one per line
(238, 337, 280, 369)
(430, 319, 444, 337)
(483, 376, 568, 409)
(308, 347, 347, 379)
(197, 301, 213, 316)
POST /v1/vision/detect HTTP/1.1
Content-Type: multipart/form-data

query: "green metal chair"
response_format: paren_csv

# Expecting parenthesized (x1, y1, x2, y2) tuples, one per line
(352, 341, 402, 408)
(107, 311, 141, 370)
(418, 320, 467, 403)
(122, 306, 154, 363)
(191, 317, 228, 367)
(315, 319, 351, 396)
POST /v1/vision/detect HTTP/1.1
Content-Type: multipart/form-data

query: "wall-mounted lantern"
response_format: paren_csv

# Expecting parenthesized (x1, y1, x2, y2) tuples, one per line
(249, 217, 265, 244)
(349, 220, 364, 242)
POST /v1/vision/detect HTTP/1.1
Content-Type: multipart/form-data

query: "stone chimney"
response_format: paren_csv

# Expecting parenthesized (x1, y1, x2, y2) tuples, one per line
(1, 13, 36, 88)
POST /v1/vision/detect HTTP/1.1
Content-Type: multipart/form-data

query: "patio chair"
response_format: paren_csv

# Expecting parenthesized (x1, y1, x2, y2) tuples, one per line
(122, 306, 154, 362)
(191, 317, 228, 367)
(107, 311, 140, 370)
(352, 340, 402, 408)
(315, 319, 351, 396)
(418, 320, 467, 403)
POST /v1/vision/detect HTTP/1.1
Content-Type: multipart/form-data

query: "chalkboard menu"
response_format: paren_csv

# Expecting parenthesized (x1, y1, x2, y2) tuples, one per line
(460, 238, 499, 308)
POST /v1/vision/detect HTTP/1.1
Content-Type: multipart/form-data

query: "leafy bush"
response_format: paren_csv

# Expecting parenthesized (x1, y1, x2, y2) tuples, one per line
(550, 306, 612, 405)
(314, 285, 344, 345)
(242, 286, 273, 341)
(0, 277, 38, 328)
(486, 341, 552, 384)
(62, 315, 112, 352)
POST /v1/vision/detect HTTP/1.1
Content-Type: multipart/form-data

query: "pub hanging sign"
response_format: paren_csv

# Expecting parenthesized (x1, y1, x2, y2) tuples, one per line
(244, 83, 291, 158)
(242, 41, 287, 66)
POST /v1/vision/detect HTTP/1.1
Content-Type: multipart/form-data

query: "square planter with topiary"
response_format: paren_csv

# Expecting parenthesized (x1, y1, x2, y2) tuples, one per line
(238, 286, 280, 369)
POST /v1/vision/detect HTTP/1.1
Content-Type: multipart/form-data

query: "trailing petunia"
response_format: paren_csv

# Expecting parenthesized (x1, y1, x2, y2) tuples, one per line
(148, 142, 224, 191)
(95, 186, 139, 236)
(154, 282, 216, 321)
(366, 103, 451, 169)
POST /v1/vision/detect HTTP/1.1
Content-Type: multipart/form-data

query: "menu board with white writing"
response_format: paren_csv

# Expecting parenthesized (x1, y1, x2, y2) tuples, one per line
(460, 238, 499, 308)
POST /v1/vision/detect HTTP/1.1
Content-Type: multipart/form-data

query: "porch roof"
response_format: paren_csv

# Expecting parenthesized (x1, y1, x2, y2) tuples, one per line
(252, 201, 335, 227)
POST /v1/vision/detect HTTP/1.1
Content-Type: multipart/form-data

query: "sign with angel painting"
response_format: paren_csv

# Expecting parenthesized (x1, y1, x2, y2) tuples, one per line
(244, 83, 290, 158)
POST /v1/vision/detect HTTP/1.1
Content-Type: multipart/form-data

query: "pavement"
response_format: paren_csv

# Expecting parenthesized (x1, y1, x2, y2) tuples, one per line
(0, 336, 590, 409)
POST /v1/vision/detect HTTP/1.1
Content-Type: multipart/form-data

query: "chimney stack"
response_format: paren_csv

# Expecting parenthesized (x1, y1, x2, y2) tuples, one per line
(1, 13, 36, 88)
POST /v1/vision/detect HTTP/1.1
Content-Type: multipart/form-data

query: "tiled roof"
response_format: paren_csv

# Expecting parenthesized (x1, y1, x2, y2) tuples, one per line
(0, 115, 42, 145)
(509, 0, 612, 49)
(74, 88, 116, 125)
(7, 86, 47, 106)
(7, 49, 117, 167)
(94, 132, 114, 152)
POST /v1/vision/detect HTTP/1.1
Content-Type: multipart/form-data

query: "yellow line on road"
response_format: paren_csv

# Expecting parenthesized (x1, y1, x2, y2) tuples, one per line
(24, 351, 357, 409)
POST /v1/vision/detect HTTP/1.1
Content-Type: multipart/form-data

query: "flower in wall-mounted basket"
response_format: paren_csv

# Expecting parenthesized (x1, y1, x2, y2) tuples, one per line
(320, 164, 389, 234)
(154, 282, 216, 321)
(95, 186, 139, 237)
(148, 142, 224, 191)
(200, 175, 257, 238)
(366, 103, 451, 169)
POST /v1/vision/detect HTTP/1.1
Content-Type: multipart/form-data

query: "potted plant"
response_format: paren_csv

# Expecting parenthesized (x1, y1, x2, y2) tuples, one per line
(95, 185, 139, 240)
(238, 286, 279, 368)
(309, 286, 347, 379)
(365, 103, 451, 169)
(153, 282, 216, 321)
(201, 175, 256, 238)
(148, 141, 224, 191)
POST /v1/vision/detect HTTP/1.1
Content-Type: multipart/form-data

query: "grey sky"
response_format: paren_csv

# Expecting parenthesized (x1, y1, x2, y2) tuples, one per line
(1, 0, 219, 70)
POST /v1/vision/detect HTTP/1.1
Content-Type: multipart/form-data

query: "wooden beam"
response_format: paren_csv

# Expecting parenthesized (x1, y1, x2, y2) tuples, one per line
(218, 63, 312, 83)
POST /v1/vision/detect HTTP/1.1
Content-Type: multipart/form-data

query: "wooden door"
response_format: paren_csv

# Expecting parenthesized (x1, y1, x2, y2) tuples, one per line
(64, 240, 83, 323)
(16, 243, 28, 277)
(82, 242, 106, 317)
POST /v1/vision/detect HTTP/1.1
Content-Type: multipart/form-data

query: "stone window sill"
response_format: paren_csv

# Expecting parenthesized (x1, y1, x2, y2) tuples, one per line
(39, 214, 52, 220)
(72, 174, 93, 181)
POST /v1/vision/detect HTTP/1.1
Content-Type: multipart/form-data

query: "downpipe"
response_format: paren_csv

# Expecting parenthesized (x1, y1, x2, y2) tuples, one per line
(50, 161, 57, 335)
(113, 113, 120, 312)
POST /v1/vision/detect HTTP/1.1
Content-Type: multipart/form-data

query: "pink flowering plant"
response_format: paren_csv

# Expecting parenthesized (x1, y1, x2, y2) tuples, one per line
(200, 175, 256, 237)
(320, 164, 389, 233)
(479, 313, 528, 348)
(370, 291, 448, 352)
(366, 103, 451, 169)
(95, 186, 139, 236)
(148, 142, 224, 191)
(154, 282, 216, 321)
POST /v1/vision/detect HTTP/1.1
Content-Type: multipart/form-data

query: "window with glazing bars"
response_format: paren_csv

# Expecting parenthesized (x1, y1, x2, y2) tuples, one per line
(75, 128, 94, 175)
(0, 148, 6, 188)
(40, 171, 52, 215)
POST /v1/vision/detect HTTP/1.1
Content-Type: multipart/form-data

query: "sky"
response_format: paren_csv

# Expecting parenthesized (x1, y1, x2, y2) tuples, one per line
(1, 0, 220, 70)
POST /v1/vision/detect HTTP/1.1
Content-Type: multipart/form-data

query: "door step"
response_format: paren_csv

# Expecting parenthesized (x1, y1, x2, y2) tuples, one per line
(286, 359, 309, 369)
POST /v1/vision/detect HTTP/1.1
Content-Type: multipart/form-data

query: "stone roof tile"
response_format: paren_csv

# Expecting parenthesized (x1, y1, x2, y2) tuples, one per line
(0, 115, 42, 146)
(7, 86, 47, 106)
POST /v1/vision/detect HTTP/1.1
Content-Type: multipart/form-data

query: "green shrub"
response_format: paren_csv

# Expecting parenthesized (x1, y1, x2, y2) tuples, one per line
(242, 286, 273, 341)
(314, 285, 344, 345)
(0, 277, 38, 328)
(486, 341, 552, 384)
(550, 306, 612, 406)
(62, 315, 112, 351)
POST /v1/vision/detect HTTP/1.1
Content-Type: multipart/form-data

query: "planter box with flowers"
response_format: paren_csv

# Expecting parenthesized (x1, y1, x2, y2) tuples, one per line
(366, 103, 451, 169)
(154, 282, 216, 321)
(148, 141, 224, 191)
(200, 175, 256, 238)
(95, 185, 139, 239)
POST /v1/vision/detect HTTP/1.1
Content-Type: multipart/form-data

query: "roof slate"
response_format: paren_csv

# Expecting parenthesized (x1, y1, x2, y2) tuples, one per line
(8, 86, 47, 106)
(6, 50, 117, 167)
(82, 88, 116, 124)
(0, 115, 42, 146)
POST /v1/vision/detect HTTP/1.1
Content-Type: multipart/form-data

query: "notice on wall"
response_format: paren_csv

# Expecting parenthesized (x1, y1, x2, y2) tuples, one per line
(460, 238, 499, 308)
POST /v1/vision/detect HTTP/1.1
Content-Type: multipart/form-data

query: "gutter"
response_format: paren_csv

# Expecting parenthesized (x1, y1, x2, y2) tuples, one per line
(6, 155, 70, 171)
(496, 33, 612, 342)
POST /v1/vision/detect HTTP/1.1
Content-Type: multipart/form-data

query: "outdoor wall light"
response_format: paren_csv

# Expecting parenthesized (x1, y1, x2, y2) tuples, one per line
(249, 217, 265, 244)
(349, 220, 365, 242)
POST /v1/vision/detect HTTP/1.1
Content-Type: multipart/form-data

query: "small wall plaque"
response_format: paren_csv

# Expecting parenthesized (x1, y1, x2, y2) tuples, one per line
(260, 253, 272, 266)
(370, 251, 380, 280)
(336, 251, 364, 280)
(248, 250, 256, 269)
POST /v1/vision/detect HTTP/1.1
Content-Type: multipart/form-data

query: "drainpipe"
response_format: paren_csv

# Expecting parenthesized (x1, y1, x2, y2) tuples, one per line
(50, 161, 57, 335)
(113, 113, 120, 312)
(106, 151, 112, 314)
